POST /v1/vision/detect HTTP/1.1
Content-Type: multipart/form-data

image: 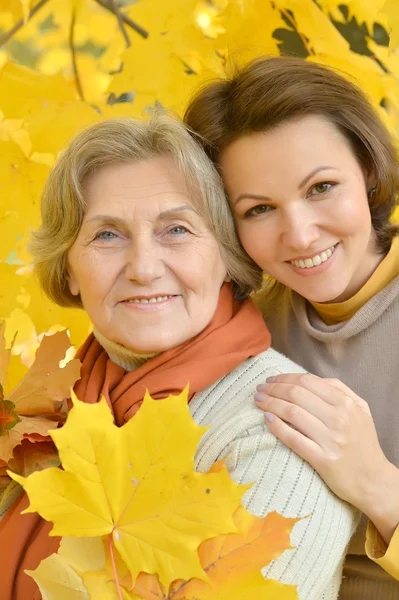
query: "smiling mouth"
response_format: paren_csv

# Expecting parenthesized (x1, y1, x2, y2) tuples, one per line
(289, 244, 338, 269)
(123, 295, 177, 304)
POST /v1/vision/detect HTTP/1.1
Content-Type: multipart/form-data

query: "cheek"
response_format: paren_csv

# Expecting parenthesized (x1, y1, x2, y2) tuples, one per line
(236, 221, 274, 265)
(175, 246, 227, 293)
(333, 191, 372, 236)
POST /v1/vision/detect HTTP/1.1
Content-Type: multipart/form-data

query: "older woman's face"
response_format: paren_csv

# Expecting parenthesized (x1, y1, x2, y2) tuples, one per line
(67, 156, 228, 353)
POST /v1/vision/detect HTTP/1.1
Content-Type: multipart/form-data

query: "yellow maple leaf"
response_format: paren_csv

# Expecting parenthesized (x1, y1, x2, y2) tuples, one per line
(22, 453, 299, 600)
(108, 36, 203, 115)
(26, 553, 91, 600)
(0, 62, 99, 154)
(0, 139, 49, 265)
(10, 389, 247, 589)
(217, 0, 283, 65)
(274, 0, 349, 55)
(380, 0, 399, 52)
(318, 0, 388, 32)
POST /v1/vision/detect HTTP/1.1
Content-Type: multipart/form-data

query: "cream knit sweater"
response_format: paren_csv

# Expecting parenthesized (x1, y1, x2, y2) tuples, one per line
(256, 275, 399, 599)
(191, 349, 357, 600)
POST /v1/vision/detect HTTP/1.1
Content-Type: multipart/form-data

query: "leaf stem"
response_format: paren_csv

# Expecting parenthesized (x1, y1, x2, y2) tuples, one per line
(0, 0, 49, 48)
(109, 532, 124, 600)
(110, 0, 131, 48)
(280, 8, 315, 56)
(94, 0, 149, 39)
(69, 10, 85, 102)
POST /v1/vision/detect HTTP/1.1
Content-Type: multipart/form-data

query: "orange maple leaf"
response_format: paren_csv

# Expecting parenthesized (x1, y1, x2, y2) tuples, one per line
(0, 328, 81, 466)
(127, 496, 300, 599)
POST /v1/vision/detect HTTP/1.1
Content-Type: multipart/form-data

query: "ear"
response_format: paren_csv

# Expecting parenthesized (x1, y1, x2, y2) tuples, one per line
(224, 273, 232, 283)
(66, 266, 80, 296)
(364, 166, 377, 193)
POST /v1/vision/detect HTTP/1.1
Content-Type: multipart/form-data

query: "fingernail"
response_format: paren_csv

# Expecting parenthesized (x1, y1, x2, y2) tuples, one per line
(256, 384, 268, 392)
(264, 412, 275, 423)
(254, 392, 266, 403)
(266, 376, 276, 383)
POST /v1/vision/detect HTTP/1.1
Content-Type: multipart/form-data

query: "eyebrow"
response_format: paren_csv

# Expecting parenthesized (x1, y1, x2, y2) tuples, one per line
(85, 205, 196, 225)
(298, 166, 338, 189)
(233, 166, 337, 205)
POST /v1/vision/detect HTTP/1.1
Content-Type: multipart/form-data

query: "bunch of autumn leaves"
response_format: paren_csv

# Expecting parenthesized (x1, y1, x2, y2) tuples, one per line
(0, 326, 299, 600)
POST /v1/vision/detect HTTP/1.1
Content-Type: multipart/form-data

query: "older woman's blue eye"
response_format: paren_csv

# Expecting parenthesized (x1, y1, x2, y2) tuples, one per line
(97, 231, 117, 240)
(169, 226, 187, 234)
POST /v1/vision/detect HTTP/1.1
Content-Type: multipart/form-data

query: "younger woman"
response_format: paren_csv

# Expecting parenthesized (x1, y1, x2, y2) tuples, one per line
(185, 55, 399, 599)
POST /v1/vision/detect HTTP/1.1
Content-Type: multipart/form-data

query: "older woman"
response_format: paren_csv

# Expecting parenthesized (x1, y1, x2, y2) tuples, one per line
(0, 116, 356, 600)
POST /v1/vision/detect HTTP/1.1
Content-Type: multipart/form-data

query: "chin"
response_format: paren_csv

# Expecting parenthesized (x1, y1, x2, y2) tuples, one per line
(295, 285, 348, 304)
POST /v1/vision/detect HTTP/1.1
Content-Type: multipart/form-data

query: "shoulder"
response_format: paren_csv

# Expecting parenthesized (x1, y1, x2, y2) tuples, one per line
(190, 348, 305, 438)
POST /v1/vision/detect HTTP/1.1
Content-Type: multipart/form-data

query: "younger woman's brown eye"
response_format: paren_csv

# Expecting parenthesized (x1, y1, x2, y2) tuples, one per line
(311, 183, 332, 195)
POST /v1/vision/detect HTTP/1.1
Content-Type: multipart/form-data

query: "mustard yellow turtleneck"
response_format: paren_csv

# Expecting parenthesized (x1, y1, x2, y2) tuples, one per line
(311, 237, 399, 325)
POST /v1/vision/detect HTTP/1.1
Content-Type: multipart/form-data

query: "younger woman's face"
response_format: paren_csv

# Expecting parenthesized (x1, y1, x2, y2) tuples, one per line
(220, 115, 381, 303)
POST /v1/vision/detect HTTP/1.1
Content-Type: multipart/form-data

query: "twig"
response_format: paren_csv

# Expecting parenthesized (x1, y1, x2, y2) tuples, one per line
(0, 0, 49, 48)
(69, 10, 85, 102)
(94, 0, 148, 39)
(110, 0, 131, 47)
(280, 8, 315, 56)
(109, 532, 124, 600)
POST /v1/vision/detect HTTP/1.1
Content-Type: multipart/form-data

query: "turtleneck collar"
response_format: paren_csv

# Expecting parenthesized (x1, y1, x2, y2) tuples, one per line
(93, 327, 159, 371)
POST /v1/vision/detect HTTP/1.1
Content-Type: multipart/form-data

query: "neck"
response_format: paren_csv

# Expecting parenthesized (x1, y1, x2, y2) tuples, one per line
(93, 327, 159, 371)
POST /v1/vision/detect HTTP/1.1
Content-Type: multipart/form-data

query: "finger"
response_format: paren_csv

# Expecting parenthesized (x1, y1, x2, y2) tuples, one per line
(263, 412, 324, 471)
(260, 372, 350, 408)
(255, 381, 334, 425)
(255, 395, 330, 447)
(323, 378, 371, 414)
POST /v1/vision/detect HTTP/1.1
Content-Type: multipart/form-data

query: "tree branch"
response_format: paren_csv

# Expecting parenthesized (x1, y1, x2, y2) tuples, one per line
(69, 10, 85, 102)
(110, 0, 131, 47)
(94, 0, 148, 39)
(0, 0, 49, 48)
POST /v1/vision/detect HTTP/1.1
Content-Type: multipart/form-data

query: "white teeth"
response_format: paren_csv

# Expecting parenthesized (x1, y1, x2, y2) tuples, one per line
(125, 295, 174, 304)
(290, 245, 337, 269)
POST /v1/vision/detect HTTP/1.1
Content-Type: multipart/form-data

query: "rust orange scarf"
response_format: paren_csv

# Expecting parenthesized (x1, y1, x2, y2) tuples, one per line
(0, 283, 270, 599)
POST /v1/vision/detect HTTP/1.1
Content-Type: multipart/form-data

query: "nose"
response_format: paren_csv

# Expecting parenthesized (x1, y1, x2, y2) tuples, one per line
(124, 239, 165, 284)
(280, 207, 321, 252)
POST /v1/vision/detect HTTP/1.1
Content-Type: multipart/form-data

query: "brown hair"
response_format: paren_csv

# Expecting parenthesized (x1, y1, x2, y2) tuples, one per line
(29, 114, 262, 308)
(184, 55, 399, 252)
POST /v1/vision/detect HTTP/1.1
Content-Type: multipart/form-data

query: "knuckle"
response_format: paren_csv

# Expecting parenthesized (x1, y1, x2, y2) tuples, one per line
(297, 373, 313, 387)
(334, 412, 350, 431)
(285, 384, 299, 402)
(286, 404, 302, 421)
(341, 395, 354, 411)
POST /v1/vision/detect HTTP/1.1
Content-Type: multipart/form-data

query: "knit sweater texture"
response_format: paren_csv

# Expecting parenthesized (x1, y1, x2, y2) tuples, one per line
(191, 349, 357, 600)
(257, 274, 399, 598)
(0, 349, 357, 600)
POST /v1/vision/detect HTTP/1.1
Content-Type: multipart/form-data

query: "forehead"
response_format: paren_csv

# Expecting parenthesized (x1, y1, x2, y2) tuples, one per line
(222, 115, 355, 168)
(82, 155, 194, 214)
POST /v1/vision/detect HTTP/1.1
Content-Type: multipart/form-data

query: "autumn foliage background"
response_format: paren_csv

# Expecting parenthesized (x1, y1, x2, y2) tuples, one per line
(0, 0, 399, 394)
